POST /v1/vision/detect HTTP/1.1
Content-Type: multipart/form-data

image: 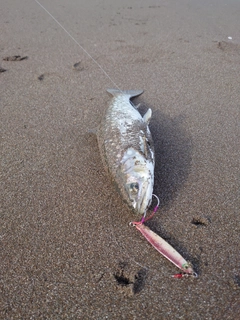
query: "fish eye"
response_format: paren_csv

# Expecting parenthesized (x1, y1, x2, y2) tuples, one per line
(129, 182, 139, 194)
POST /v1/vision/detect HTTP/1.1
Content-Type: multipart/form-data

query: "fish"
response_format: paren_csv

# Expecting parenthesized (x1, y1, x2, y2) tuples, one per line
(97, 89, 155, 215)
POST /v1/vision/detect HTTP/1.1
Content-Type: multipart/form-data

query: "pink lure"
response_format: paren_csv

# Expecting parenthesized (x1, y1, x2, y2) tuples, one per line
(132, 222, 196, 276)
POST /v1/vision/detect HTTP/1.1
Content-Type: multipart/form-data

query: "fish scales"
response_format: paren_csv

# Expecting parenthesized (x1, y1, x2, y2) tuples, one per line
(97, 89, 155, 214)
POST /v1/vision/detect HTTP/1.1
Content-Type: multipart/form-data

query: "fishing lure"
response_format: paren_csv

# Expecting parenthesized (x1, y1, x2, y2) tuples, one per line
(130, 195, 198, 278)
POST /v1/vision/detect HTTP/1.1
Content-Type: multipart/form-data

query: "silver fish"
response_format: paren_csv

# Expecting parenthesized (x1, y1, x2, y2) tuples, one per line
(97, 89, 155, 214)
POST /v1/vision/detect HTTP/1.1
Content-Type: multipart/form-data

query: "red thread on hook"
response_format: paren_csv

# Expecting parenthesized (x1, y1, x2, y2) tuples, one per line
(137, 205, 159, 225)
(131, 194, 160, 225)
(143, 205, 159, 223)
(172, 273, 184, 279)
(139, 194, 160, 224)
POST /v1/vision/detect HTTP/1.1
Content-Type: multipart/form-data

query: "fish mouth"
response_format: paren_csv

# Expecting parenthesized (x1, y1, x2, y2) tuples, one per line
(135, 181, 153, 214)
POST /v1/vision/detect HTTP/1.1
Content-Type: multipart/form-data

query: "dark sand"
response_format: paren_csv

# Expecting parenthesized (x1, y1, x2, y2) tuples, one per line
(1, 0, 239, 319)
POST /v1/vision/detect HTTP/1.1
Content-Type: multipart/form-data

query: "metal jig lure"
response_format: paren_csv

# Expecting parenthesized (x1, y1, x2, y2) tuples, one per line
(130, 195, 198, 278)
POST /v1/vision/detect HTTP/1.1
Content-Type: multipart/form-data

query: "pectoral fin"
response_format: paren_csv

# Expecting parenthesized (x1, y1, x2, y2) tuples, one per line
(143, 108, 152, 124)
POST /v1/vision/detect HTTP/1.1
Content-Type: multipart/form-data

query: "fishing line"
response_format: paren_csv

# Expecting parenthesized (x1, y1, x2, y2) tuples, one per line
(33, 0, 122, 91)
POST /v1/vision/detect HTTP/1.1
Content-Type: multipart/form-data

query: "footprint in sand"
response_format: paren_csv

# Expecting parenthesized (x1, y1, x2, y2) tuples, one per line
(0, 67, 7, 73)
(113, 261, 147, 296)
(3, 55, 28, 61)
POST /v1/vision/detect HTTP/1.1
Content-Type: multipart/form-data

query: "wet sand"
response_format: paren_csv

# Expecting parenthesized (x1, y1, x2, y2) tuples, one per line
(1, 0, 239, 319)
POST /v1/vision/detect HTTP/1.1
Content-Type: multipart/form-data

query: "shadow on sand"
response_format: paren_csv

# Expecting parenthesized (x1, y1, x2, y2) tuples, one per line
(138, 103, 193, 209)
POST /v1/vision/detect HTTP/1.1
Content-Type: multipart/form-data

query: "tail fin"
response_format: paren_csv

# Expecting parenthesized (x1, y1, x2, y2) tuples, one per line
(107, 89, 143, 99)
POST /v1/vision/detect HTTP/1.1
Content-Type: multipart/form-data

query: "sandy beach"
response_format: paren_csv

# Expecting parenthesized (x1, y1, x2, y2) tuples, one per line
(1, 0, 239, 319)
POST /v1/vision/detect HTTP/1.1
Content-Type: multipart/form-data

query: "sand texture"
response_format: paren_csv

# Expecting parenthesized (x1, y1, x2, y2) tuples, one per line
(1, 0, 239, 319)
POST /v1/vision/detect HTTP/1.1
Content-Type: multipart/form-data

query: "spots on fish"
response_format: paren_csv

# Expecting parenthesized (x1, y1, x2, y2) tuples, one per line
(127, 149, 133, 156)
(139, 135, 145, 154)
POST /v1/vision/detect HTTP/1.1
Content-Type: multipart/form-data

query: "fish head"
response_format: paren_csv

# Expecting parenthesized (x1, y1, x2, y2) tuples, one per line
(119, 148, 154, 214)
